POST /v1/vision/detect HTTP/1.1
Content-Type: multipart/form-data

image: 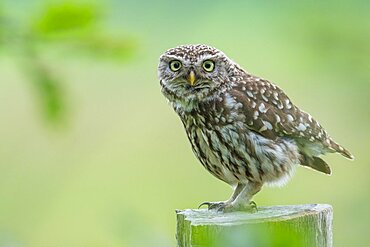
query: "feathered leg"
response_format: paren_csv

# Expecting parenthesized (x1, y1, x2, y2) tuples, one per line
(199, 183, 244, 210)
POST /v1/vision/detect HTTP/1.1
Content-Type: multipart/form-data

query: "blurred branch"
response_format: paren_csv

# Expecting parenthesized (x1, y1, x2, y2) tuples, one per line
(25, 55, 66, 125)
(0, 2, 137, 127)
(0, 6, 5, 47)
(32, 66, 65, 124)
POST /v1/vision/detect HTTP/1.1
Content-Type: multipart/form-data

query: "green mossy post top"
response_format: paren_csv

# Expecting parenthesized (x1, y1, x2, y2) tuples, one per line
(176, 204, 333, 247)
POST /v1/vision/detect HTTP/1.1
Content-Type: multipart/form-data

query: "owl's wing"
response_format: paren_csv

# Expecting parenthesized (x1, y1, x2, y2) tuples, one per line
(229, 75, 353, 159)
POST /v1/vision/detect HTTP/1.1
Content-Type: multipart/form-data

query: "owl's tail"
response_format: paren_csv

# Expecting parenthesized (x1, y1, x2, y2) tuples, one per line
(300, 155, 332, 175)
(299, 139, 354, 175)
(328, 139, 355, 160)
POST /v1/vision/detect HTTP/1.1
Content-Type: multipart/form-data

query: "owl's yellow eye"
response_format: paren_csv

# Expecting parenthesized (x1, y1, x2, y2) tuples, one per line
(169, 60, 182, 72)
(202, 60, 215, 72)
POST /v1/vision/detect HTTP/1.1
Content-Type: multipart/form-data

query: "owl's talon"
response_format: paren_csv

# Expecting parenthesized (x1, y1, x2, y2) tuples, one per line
(198, 201, 226, 211)
(249, 201, 258, 212)
(198, 202, 211, 209)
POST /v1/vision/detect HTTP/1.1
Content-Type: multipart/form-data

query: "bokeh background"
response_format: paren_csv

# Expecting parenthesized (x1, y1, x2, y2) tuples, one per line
(0, 1, 369, 246)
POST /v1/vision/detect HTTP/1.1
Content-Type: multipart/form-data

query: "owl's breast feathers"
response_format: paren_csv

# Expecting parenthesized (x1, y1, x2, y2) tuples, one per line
(226, 75, 354, 160)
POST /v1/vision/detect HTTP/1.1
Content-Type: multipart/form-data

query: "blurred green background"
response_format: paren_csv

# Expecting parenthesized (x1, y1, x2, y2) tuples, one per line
(0, 0, 369, 246)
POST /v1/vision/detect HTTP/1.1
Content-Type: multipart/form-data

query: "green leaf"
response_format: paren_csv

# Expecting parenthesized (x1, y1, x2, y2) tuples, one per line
(33, 2, 99, 36)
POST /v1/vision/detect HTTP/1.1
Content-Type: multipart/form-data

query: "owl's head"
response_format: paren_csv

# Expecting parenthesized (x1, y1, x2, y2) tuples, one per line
(158, 44, 237, 105)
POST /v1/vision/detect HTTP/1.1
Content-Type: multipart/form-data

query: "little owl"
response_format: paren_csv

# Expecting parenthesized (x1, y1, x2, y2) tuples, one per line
(157, 44, 353, 212)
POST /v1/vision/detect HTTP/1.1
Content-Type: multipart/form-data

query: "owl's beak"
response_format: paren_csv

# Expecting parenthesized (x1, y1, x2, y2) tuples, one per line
(188, 70, 196, 86)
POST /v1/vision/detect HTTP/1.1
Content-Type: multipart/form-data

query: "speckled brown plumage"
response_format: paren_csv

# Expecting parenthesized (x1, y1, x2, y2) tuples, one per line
(158, 44, 353, 212)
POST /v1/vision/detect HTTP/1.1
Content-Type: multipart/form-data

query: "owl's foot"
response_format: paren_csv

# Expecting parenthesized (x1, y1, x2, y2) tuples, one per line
(198, 201, 257, 213)
(221, 201, 257, 213)
(198, 201, 228, 211)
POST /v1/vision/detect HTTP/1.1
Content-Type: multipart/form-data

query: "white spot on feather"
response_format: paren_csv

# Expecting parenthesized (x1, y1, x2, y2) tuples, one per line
(287, 114, 294, 122)
(275, 115, 281, 123)
(235, 102, 243, 110)
(262, 94, 269, 102)
(285, 99, 292, 109)
(259, 103, 267, 113)
(297, 123, 307, 131)
(259, 125, 268, 132)
(262, 120, 273, 130)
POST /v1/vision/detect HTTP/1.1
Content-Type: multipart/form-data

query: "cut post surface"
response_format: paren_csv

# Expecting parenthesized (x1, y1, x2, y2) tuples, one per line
(176, 204, 332, 247)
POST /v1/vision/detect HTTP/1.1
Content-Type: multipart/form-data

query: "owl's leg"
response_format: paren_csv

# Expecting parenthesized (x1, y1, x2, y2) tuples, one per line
(222, 182, 262, 213)
(198, 183, 244, 210)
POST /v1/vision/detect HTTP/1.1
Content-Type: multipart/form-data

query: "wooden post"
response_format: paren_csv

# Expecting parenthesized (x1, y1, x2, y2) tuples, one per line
(176, 204, 332, 247)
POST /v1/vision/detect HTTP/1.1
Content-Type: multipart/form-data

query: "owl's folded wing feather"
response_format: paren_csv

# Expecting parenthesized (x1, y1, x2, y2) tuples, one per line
(229, 76, 353, 160)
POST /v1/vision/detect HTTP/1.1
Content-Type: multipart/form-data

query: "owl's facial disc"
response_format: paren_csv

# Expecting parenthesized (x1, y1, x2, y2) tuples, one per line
(159, 45, 235, 108)
(158, 45, 230, 104)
